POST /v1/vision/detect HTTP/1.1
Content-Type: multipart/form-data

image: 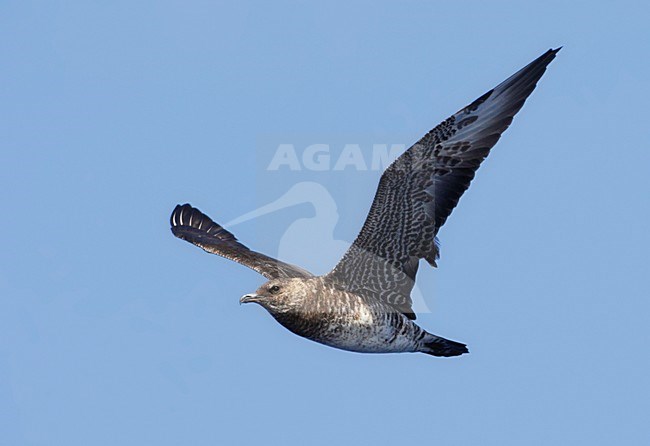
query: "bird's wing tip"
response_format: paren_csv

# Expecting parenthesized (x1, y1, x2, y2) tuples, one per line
(546, 47, 562, 59)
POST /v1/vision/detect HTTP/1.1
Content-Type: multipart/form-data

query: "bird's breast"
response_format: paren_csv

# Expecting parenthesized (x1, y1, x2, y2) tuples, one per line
(271, 287, 418, 353)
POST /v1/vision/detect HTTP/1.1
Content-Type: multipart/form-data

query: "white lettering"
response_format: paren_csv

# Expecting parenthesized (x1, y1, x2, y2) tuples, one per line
(371, 144, 405, 170)
(267, 144, 301, 170)
(303, 144, 330, 171)
(333, 144, 367, 171)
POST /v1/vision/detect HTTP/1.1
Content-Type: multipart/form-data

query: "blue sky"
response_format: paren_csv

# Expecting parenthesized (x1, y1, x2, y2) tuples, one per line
(1, 1, 649, 445)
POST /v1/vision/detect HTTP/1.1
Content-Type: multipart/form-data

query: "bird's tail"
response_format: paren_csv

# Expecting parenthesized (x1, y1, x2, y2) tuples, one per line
(421, 333, 469, 357)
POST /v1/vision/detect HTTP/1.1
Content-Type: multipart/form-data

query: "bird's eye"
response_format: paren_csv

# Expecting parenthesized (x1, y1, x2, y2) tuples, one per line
(269, 285, 281, 294)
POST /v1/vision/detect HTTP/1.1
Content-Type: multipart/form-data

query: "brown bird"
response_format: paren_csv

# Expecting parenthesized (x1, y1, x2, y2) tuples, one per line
(170, 48, 559, 357)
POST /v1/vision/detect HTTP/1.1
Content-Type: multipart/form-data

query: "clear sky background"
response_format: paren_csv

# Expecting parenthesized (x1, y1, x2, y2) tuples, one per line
(2, 1, 649, 445)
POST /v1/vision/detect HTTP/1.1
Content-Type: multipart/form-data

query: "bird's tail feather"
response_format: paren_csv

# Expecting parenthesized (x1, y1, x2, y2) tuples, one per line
(421, 334, 468, 357)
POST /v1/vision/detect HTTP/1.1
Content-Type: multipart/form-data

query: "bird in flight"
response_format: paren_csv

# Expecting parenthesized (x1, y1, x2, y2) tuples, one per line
(170, 48, 559, 357)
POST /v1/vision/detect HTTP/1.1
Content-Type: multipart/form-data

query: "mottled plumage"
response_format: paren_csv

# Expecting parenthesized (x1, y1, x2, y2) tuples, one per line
(170, 48, 559, 357)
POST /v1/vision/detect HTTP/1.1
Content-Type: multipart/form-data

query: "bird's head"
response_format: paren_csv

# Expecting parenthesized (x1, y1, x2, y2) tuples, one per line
(240, 278, 311, 314)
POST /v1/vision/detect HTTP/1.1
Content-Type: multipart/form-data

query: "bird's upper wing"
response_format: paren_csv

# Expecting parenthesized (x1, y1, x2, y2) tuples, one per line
(171, 204, 313, 280)
(327, 48, 559, 319)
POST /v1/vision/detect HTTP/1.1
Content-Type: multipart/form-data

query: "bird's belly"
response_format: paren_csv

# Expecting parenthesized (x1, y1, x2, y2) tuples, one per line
(283, 304, 419, 354)
(321, 324, 413, 353)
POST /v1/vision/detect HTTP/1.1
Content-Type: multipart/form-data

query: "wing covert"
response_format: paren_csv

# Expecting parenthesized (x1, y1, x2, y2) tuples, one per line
(327, 48, 560, 318)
